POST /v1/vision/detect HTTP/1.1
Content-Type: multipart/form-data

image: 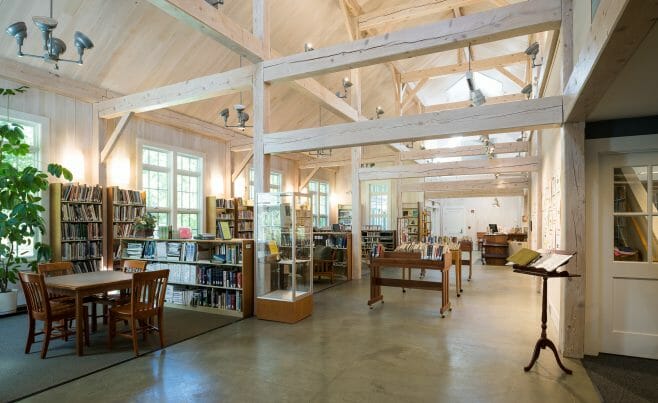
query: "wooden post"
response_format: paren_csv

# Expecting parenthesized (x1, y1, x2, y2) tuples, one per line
(224, 146, 232, 198)
(252, 0, 271, 199)
(560, 122, 586, 358)
(351, 147, 362, 279)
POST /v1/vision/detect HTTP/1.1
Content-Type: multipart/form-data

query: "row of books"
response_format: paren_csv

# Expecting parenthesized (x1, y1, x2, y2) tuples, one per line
(216, 213, 234, 220)
(317, 236, 349, 248)
(61, 204, 101, 222)
(238, 221, 254, 231)
(113, 205, 146, 221)
(119, 241, 242, 264)
(237, 210, 253, 219)
(147, 262, 243, 288)
(113, 223, 136, 238)
(165, 286, 242, 311)
(62, 222, 102, 241)
(61, 183, 102, 203)
(215, 198, 234, 209)
(112, 188, 145, 205)
(73, 260, 100, 273)
(62, 241, 102, 260)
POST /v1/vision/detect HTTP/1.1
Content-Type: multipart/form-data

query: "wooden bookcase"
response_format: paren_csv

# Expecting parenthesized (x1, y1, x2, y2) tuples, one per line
(337, 204, 352, 229)
(361, 226, 397, 256)
(105, 186, 146, 270)
(398, 202, 430, 243)
(205, 196, 236, 238)
(117, 238, 254, 318)
(49, 182, 103, 272)
(313, 231, 352, 280)
(235, 198, 254, 239)
(482, 234, 509, 266)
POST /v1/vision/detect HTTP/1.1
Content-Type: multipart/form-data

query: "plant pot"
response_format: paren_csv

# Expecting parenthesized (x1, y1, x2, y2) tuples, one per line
(135, 228, 154, 238)
(0, 290, 18, 315)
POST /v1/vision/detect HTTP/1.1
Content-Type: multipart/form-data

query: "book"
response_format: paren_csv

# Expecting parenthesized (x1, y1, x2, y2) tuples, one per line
(219, 221, 232, 240)
(507, 248, 574, 272)
(506, 248, 541, 266)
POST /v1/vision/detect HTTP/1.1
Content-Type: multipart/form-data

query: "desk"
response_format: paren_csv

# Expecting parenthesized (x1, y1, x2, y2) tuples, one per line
(369, 251, 452, 317)
(513, 254, 578, 374)
(45, 271, 132, 356)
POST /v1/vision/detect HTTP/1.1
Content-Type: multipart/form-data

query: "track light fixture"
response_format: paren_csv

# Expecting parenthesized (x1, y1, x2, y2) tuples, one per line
(521, 83, 533, 99)
(304, 42, 314, 52)
(374, 106, 384, 119)
(525, 42, 542, 67)
(219, 104, 252, 131)
(335, 77, 353, 99)
(6, 0, 94, 70)
(204, 0, 224, 7)
(465, 47, 486, 107)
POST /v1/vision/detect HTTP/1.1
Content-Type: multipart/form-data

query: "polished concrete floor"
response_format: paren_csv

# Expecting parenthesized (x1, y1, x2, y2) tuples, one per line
(23, 263, 601, 402)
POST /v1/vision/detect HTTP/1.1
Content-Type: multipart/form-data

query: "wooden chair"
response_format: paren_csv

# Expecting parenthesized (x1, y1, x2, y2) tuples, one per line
(19, 272, 89, 358)
(108, 269, 169, 356)
(37, 262, 75, 303)
(94, 260, 149, 326)
(313, 249, 336, 283)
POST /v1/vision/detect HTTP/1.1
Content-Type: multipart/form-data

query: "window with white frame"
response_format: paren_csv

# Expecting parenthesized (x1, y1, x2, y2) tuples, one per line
(0, 115, 42, 258)
(369, 183, 389, 229)
(308, 180, 329, 228)
(141, 145, 203, 236)
(248, 168, 283, 200)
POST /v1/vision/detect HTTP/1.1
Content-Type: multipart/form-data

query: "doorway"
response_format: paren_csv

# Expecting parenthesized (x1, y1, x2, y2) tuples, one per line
(600, 153, 658, 359)
(442, 206, 465, 237)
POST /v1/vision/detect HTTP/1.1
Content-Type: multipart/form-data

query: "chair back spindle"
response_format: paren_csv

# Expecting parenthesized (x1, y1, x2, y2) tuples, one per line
(19, 272, 51, 320)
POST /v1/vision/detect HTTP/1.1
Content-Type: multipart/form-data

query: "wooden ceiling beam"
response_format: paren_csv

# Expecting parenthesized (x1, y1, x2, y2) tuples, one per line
(496, 66, 526, 88)
(400, 177, 528, 192)
(400, 78, 429, 113)
(263, 97, 562, 154)
(422, 93, 527, 113)
(359, 156, 539, 180)
(264, 0, 561, 83)
(563, 0, 658, 121)
(96, 65, 254, 119)
(231, 151, 254, 182)
(400, 140, 529, 160)
(299, 153, 397, 169)
(148, 0, 265, 62)
(358, 0, 481, 32)
(401, 52, 527, 82)
(100, 113, 133, 163)
(425, 188, 525, 198)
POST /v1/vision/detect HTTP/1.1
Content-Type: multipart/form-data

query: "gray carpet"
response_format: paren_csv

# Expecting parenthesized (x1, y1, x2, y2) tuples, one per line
(0, 307, 238, 402)
(583, 353, 658, 403)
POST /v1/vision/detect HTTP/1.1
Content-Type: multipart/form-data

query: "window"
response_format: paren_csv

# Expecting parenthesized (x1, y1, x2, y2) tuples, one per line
(141, 145, 203, 236)
(0, 115, 42, 258)
(248, 168, 283, 200)
(308, 180, 329, 228)
(369, 183, 389, 229)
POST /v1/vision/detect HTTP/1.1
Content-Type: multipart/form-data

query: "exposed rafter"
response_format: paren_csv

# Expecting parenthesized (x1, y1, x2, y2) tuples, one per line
(299, 153, 397, 169)
(422, 93, 527, 113)
(232, 151, 254, 182)
(425, 188, 525, 198)
(357, 0, 480, 32)
(264, 97, 562, 154)
(401, 52, 528, 82)
(100, 113, 133, 163)
(400, 140, 529, 160)
(263, 0, 562, 83)
(400, 177, 528, 192)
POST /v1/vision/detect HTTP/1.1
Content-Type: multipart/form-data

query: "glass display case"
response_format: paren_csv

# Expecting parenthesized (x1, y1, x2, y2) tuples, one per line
(255, 192, 313, 323)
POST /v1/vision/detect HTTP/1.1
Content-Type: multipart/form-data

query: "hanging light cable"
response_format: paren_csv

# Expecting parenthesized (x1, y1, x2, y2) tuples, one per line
(465, 45, 486, 107)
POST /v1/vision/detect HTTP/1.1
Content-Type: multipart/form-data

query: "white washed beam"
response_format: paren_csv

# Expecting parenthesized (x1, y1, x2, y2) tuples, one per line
(400, 141, 528, 160)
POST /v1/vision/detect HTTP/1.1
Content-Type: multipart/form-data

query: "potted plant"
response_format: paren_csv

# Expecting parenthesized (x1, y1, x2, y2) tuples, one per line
(0, 86, 72, 314)
(134, 213, 157, 238)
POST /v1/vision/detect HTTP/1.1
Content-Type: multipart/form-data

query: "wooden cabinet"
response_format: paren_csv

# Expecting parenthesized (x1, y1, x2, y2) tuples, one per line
(482, 234, 508, 266)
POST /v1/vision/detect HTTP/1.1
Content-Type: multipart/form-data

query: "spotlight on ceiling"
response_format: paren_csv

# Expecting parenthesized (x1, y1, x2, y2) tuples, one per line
(466, 71, 486, 107)
(218, 104, 252, 131)
(335, 76, 352, 99)
(521, 83, 533, 99)
(304, 42, 314, 52)
(205, 0, 224, 7)
(374, 106, 384, 119)
(525, 42, 542, 67)
(6, 1, 94, 69)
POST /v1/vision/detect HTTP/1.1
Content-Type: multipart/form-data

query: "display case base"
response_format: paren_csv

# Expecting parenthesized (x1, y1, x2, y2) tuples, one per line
(256, 294, 313, 324)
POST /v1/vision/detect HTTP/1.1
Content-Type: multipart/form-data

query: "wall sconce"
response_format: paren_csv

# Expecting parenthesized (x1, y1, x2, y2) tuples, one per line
(335, 77, 352, 99)
(525, 42, 542, 67)
(304, 42, 314, 52)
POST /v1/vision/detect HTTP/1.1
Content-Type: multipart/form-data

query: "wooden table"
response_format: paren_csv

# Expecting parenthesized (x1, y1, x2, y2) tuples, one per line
(45, 271, 132, 356)
(368, 251, 452, 317)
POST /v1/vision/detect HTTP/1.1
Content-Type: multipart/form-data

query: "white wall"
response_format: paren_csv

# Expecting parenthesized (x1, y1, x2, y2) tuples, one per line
(431, 197, 524, 240)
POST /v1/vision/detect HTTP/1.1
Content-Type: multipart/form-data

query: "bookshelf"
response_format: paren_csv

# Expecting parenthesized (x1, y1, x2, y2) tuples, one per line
(106, 186, 146, 270)
(205, 196, 236, 239)
(313, 231, 352, 280)
(337, 204, 352, 229)
(360, 226, 397, 257)
(235, 198, 254, 239)
(49, 182, 104, 272)
(116, 237, 254, 318)
(398, 202, 430, 243)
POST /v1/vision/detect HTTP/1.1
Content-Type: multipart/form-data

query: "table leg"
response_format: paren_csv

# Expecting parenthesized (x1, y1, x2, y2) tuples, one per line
(456, 255, 462, 295)
(440, 268, 451, 318)
(75, 293, 84, 356)
(467, 251, 472, 281)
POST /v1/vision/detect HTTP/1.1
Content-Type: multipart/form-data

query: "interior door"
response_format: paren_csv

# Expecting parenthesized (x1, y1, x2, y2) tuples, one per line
(601, 153, 658, 359)
(442, 207, 465, 237)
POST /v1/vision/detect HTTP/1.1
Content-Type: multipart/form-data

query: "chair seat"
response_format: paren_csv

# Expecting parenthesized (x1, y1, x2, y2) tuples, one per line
(50, 301, 77, 319)
(111, 302, 154, 317)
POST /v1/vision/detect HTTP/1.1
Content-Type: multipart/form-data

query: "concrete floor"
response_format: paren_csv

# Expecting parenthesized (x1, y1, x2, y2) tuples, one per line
(23, 264, 601, 402)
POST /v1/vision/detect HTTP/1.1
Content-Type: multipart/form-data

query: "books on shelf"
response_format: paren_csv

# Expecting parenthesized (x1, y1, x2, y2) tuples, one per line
(62, 222, 102, 240)
(61, 240, 102, 261)
(61, 204, 101, 221)
(62, 183, 102, 203)
(215, 198, 234, 209)
(507, 248, 574, 272)
(112, 188, 145, 205)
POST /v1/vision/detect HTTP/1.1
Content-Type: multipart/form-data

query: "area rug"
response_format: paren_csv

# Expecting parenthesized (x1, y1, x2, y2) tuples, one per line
(0, 307, 239, 402)
(582, 353, 658, 403)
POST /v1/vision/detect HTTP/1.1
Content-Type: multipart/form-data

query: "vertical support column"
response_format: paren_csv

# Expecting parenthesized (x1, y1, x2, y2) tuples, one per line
(351, 147, 362, 279)
(561, 0, 574, 86)
(560, 122, 586, 358)
(252, 0, 270, 198)
(224, 146, 232, 198)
